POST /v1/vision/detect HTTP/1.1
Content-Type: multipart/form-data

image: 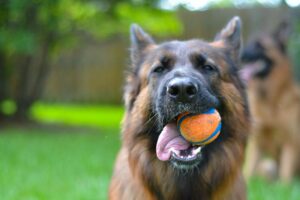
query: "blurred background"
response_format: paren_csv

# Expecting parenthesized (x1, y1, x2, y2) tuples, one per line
(0, 0, 300, 199)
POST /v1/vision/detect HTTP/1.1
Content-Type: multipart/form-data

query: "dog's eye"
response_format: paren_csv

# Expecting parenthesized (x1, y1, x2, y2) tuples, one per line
(152, 56, 172, 74)
(153, 66, 166, 73)
(202, 64, 215, 72)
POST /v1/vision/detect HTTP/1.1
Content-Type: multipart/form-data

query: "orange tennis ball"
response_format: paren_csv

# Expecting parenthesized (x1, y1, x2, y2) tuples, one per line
(177, 108, 221, 145)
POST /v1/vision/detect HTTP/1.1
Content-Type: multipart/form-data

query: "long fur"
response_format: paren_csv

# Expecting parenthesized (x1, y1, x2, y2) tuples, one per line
(110, 17, 250, 200)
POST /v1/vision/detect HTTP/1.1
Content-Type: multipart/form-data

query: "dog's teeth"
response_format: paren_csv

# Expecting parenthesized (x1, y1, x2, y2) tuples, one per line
(192, 147, 202, 155)
(171, 146, 202, 161)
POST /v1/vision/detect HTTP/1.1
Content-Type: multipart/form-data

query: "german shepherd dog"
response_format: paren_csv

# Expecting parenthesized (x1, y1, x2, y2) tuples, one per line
(241, 22, 300, 182)
(109, 17, 250, 200)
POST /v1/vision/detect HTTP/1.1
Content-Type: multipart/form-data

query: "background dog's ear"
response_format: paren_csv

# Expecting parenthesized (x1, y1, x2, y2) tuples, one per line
(272, 21, 291, 53)
(130, 24, 155, 67)
(215, 16, 242, 61)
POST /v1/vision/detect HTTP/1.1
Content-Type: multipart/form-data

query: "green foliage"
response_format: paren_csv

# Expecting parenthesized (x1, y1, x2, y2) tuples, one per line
(0, 100, 16, 115)
(0, 0, 182, 56)
(0, 29, 37, 54)
(116, 2, 182, 37)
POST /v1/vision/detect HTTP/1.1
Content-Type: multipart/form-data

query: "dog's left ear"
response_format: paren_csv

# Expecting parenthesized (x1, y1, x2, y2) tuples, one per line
(215, 16, 242, 61)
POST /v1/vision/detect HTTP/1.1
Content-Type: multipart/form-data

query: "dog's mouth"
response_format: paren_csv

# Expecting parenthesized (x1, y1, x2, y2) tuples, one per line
(156, 121, 203, 168)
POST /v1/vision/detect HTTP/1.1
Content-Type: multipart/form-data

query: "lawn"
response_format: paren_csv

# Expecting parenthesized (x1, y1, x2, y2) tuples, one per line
(0, 103, 300, 200)
(0, 127, 120, 200)
(30, 103, 124, 129)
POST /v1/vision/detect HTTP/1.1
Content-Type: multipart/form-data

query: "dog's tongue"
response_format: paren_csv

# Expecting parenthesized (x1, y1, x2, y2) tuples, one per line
(239, 64, 258, 82)
(240, 62, 264, 82)
(156, 123, 191, 161)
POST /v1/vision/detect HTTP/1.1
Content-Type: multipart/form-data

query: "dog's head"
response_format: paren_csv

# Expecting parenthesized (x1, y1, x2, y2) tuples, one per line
(124, 17, 248, 171)
(240, 21, 291, 83)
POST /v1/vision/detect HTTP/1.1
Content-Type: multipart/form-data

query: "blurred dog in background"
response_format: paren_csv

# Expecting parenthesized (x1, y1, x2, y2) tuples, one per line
(241, 21, 300, 183)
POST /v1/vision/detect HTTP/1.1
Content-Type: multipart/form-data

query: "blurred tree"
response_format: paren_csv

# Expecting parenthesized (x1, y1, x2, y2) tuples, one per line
(0, 0, 182, 121)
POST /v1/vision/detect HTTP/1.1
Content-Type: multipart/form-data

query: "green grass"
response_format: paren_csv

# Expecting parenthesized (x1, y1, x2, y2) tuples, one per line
(0, 127, 120, 200)
(248, 177, 300, 200)
(30, 103, 124, 129)
(1, 103, 300, 199)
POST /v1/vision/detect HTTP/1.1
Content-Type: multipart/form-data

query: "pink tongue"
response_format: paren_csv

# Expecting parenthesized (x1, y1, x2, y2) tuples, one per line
(239, 64, 257, 82)
(156, 123, 191, 161)
(240, 62, 264, 82)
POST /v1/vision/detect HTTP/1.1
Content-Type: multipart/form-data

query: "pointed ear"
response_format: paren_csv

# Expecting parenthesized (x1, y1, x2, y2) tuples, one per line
(215, 16, 242, 61)
(125, 24, 154, 111)
(272, 21, 291, 53)
(130, 24, 155, 67)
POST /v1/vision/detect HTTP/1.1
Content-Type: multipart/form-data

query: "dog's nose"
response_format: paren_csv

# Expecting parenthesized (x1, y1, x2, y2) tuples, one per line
(167, 78, 198, 102)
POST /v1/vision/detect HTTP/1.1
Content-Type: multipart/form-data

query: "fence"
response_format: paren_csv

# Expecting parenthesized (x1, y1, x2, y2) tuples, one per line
(43, 7, 297, 103)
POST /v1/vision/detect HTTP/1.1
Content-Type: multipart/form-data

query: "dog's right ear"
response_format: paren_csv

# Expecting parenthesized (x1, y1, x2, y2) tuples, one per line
(125, 25, 154, 111)
(130, 24, 155, 68)
(272, 21, 291, 53)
